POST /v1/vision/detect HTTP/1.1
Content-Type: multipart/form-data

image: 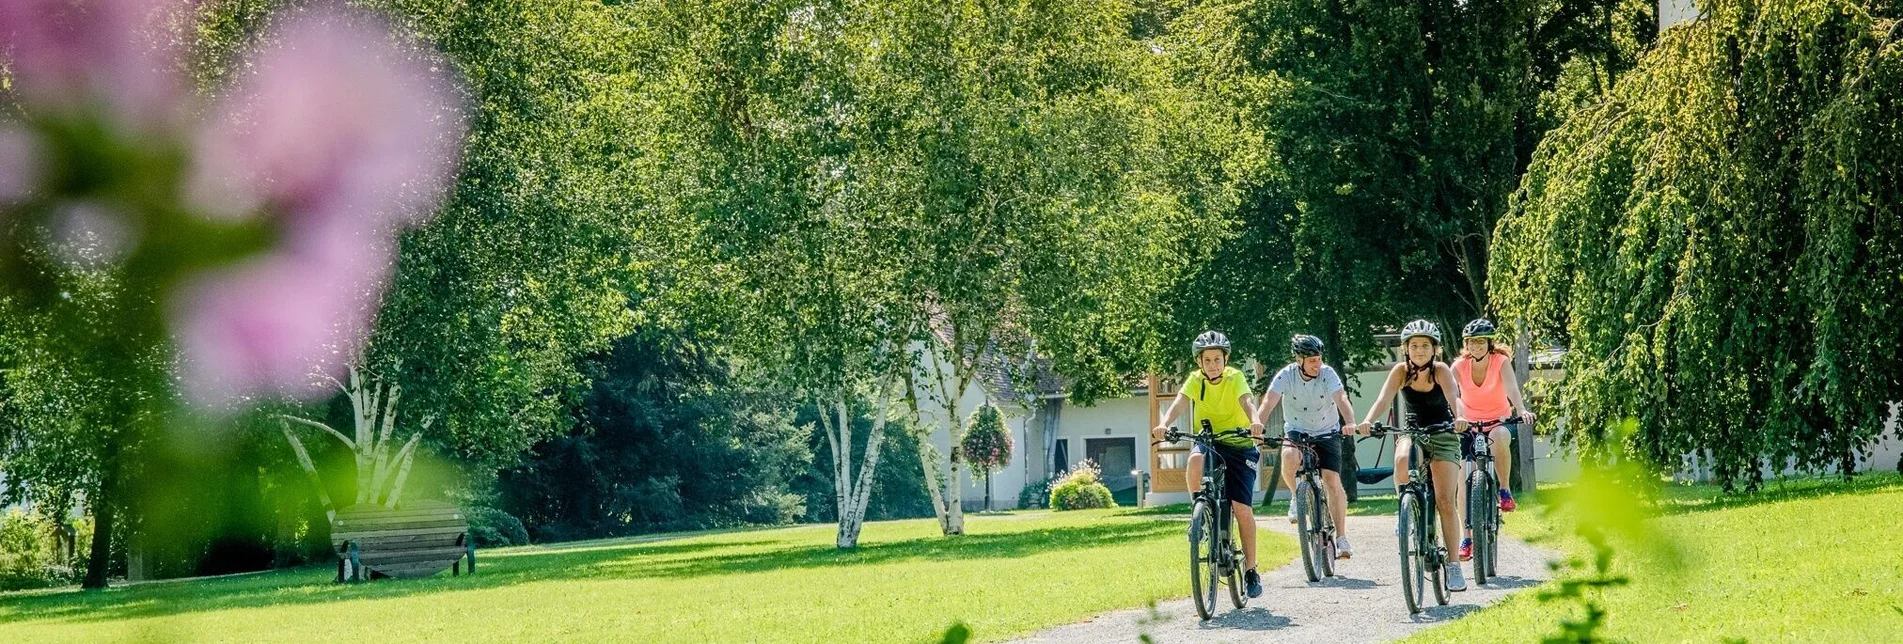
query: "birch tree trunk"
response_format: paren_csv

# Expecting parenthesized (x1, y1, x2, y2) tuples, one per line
(904, 369, 955, 534)
(913, 343, 972, 536)
(281, 365, 432, 513)
(829, 379, 894, 548)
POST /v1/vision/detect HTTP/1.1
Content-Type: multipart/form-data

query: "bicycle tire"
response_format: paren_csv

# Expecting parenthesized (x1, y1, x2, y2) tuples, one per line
(1397, 491, 1425, 614)
(1227, 512, 1248, 609)
(1424, 484, 1450, 606)
(1468, 468, 1492, 586)
(1313, 480, 1336, 577)
(1190, 500, 1217, 620)
(1295, 479, 1319, 582)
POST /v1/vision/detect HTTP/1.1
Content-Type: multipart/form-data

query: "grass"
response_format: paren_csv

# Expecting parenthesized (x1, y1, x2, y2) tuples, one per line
(0, 508, 1295, 644)
(1404, 471, 1903, 643)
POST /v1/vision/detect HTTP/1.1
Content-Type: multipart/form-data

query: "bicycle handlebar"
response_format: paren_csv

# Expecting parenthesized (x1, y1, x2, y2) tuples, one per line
(1367, 421, 1457, 437)
(1367, 415, 1525, 438)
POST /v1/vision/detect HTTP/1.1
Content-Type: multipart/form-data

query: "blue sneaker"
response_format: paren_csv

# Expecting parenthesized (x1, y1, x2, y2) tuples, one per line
(1245, 568, 1263, 598)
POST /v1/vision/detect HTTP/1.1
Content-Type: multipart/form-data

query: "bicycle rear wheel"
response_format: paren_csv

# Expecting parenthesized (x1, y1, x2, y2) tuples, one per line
(1295, 479, 1320, 582)
(1397, 491, 1425, 614)
(1190, 500, 1217, 620)
(1467, 468, 1493, 586)
(1227, 526, 1248, 609)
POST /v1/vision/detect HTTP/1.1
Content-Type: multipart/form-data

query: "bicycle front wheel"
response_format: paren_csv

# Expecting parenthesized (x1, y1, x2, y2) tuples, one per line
(1312, 480, 1336, 577)
(1190, 500, 1217, 620)
(1397, 491, 1425, 614)
(1295, 479, 1320, 582)
(1467, 468, 1493, 586)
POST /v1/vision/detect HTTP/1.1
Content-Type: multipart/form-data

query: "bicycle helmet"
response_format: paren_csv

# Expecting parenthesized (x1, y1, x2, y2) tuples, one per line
(1462, 318, 1498, 339)
(1399, 319, 1441, 344)
(1291, 334, 1324, 357)
(1192, 330, 1231, 355)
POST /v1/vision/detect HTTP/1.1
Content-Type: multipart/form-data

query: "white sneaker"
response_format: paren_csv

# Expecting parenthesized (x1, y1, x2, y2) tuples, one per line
(1336, 536, 1352, 559)
(1445, 563, 1468, 591)
(1286, 503, 1298, 524)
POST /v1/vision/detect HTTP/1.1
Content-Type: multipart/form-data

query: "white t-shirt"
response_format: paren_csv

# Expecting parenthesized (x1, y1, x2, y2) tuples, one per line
(1269, 363, 1345, 435)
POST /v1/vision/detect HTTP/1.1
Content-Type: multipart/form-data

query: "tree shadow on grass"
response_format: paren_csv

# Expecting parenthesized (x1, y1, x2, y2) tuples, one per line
(0, 520, 1179, 626)
(1653, 472, 1903, 516)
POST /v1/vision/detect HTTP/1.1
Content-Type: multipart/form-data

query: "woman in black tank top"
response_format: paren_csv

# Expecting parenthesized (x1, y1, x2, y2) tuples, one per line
(1400, 376, 1454, 428)
(1353, 320, 1474, 591)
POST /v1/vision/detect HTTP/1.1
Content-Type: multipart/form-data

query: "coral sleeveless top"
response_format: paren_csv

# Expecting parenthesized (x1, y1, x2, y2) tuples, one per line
(1452, 355, 1511, 421)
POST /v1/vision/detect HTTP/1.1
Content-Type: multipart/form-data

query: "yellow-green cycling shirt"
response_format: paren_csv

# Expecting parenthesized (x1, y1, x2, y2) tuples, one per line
(1183, 366, 1254, 449)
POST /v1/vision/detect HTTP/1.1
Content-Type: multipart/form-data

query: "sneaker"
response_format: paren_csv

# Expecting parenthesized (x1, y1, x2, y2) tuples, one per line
(1336, 536, 1353, 559)
(1287, 502, 1298, 524)
(1445, 564, 1468, 591)
(1499, 489, 1517, 512)
(1245, 568, 1263, 598)
(1459, 538, 1472, 561)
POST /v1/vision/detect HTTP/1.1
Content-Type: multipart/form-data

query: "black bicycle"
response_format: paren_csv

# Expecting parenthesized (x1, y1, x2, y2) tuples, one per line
(1279, 431, 1339, 582)
(1464, 416, 1523, 585)
(1369, 420, 1458, 614)
(1157, 421, 1269, 620)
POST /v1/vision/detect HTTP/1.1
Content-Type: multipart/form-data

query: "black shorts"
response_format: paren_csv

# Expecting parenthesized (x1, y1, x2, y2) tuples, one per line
(1191, 442, 1261, 506)
(1286, 431, 1344, 474)
(1461, 423, 1516, 460)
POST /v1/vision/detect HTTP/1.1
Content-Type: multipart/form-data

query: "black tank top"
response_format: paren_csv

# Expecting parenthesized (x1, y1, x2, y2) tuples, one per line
(1400, 368, 1453, 427)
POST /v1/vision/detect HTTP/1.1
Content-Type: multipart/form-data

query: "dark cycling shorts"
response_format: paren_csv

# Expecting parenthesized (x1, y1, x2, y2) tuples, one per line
(1461, 422, 1516, 460)
(1191, 442, 1261, 506)
(1286, 431, 1343, 474)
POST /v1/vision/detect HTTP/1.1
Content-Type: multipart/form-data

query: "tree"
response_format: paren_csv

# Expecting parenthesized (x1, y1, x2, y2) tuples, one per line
(867, 0, 1234, 536)
(1490, 0, 1903, 488)
(278, 365, 433, 523)
(1154, 0, 1656, 369)
(959, 404, 1013, 512)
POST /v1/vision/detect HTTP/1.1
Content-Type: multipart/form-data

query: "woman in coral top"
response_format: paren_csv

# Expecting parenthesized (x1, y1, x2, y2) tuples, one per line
(1451, 319, 1537, 561)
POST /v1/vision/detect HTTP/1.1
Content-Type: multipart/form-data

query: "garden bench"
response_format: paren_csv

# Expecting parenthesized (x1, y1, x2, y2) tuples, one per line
(330, 500, 475, 582)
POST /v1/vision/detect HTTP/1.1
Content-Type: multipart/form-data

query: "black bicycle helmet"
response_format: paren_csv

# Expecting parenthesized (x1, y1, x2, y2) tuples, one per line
(1192, 330, 1231, 355)
(1463, 318, 1498, 339)
(1291, 334, 1324, 357)
(1400, 319, 1441, 344)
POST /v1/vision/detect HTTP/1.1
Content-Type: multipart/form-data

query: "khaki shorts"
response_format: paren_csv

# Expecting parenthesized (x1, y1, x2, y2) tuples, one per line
(1405, 432, 1464, 464)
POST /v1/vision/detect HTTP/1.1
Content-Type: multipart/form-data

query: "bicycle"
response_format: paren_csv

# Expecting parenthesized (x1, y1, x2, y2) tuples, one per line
(1277, 430, 1340, 582)
(1156, 420, 1270, 620)
(1368, 420, 1458, 615)
(1464, 415, 1523, 585)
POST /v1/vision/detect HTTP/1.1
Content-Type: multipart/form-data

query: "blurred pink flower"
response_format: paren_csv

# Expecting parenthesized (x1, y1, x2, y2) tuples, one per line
(186, 6, 466, 232)
(0, 0, 189, 132)
(175, 223, 396, 406)
(173, 6, 465, 407)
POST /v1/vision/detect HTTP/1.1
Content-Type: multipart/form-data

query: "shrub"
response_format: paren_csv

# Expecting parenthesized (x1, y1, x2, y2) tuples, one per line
(0, 510, 83, 591)
(1049, 460, 1117, 510)
(465, 506, 532, 547)
(1018, 476, 1055, 510)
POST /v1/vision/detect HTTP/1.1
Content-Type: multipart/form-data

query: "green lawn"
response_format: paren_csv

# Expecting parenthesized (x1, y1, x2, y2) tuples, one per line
(0, 509, 1295, 644)
(1405, 472, 1903, 643)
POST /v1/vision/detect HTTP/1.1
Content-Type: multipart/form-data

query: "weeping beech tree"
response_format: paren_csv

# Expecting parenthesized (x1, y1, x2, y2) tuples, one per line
(1490, 0, 1903, 489)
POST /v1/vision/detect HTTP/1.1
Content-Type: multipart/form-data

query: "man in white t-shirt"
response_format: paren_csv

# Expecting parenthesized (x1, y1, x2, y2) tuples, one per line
(1254, 334, 1361, 558)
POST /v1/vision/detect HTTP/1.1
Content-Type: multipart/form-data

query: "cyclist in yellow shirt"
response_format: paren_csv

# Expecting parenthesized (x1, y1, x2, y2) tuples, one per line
(1152, 331, 1266, 598)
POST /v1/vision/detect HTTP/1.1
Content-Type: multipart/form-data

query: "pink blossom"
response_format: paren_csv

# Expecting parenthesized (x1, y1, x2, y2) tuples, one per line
(175, 222, 396, 407)
(186, 6, 466, 233)
(0, 0, 189, 132)
(172, 6, 465, 407)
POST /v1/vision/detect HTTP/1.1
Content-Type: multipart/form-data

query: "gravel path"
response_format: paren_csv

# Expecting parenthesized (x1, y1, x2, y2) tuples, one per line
(1007, 511, 1551, 644)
